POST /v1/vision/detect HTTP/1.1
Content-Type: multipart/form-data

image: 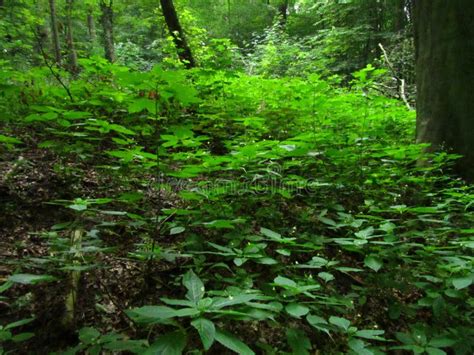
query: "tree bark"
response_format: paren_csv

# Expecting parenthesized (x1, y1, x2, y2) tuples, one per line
(100, 0, 115, 62)
(48, 0, 62, 65)
(394, 0, 406, 32)
(414, 0, 474, 180)
(87, 7, 96, 42)
(278, 0, 288, 25)
(65, 0, 78, 74)
(159, 0, 196, 68)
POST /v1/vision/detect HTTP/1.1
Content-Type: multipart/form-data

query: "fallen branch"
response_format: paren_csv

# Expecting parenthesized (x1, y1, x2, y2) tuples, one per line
(378, 43, 412, 110)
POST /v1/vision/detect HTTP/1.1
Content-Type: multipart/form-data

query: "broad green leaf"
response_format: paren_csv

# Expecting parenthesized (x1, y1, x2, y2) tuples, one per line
(260, 227, 282, 239)
(5, 318, 34, 330)
(79, 327, 100, 343)
(9, 274, 57, 285)
(103, 340, 148, 352)
(203, 220, 235, 229)
(183, 270, 205, 303)
(274, 276, 297, 288)
(191, 318, 216, 350)
(452, 276, 472, 290)
(0, 134, 22, 144)
(285, 303, 310, 318)
(428, 336, 456, 347)
(146, 331, 187, 355)
(215, 329, 255, 355)
(126, 306, 177, 324)
(425, 348, 447, 355)
(286, 328, 311, 355)
(329, 316, 351, 331)
(318, 272, 335, 282)
(170, 227, 185, 235)
(68, 204, 88, 211)
(211, 294, 257, 309)
(355, 329, 385, 340)
(12, 332, 34, 342)
(364, 255, 383, 272)
(348, 339, 373, 355)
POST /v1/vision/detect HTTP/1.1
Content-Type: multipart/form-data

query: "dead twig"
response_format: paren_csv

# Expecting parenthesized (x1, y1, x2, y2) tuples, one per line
(378, 43, 412, 110)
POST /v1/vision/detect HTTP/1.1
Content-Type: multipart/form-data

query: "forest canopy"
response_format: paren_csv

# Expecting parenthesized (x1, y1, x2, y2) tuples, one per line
(0, 1, 473, 354)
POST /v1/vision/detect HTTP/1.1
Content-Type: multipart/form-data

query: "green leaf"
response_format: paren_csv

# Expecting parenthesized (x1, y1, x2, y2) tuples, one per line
(191, 318, 216, 351)
(348, 339, 373, 355)
(211, 294, 257, 309)
(126, 305, 177, 324)
(103, 340, 148, 352)
(355, 329, 385, 340)
(452, 276, 472, 290)
(12, 332, 34, 342)
(329, 316, 351, 331)
(79, 327, 101, 344)
(170, 227, 185, 235)
(68, 204, 88, 211)
(146, 331, 187, 355)
(317, 272, 335, 282)
(0, 134, 22, 145)
(285, 303, 310, 318)
(9, 274, 57, 285)
(274, 276, 297, 288)
(318, 216, 337, 227)
(425, 348, 447, 355)
(286, 328, 311, 355)
(5, 318, 34, 330)
(428, 336, 456, 347)
(215, 329, 255, 355)
(203, 220, 235, 229)
(183, 270, 205, 303)
(260, 227, 281, 239)
(364, 255, 383, 272)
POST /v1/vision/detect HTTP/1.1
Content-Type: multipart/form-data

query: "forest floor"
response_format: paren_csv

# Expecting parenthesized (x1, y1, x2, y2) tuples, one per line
(1, 67, 473, 354)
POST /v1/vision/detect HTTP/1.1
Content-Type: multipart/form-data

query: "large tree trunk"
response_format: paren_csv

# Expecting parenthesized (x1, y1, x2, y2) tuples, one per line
(100, 0, 115, 62)
(159, 0, 195, 68)
(414, 0, 474, 180)
(48, 0, 62, 65)
(65, 0, 78, 74)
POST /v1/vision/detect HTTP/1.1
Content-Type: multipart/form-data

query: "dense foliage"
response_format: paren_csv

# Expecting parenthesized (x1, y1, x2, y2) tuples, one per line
(0, 1, 472, 354)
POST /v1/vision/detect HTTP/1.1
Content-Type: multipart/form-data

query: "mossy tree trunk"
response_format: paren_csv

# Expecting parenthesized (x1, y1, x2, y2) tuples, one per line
(48, 0, 61, 65)
(87, 7, 96, 42)
(159, 0, 195, 68)
(65, 0, 78, 74)
(414, 0, 474, 180)
(100, 0, 115, 62)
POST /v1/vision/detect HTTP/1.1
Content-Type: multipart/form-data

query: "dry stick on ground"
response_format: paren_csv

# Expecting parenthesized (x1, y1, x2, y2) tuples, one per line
(33, 29, 75, 102)
(378, 43, 412, 110)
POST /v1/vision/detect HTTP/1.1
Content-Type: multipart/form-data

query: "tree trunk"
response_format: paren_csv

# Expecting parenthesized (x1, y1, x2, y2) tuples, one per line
(48, 0, 62, 65)
(87, 8, 96, 42)
(65, 0, 78, 74)
(100, 0, 115, 62)
(394, 0, 406, 32)
(414, 0, 474, 180)
(159, 0, 196, 68)
(278, 0, 288, 25)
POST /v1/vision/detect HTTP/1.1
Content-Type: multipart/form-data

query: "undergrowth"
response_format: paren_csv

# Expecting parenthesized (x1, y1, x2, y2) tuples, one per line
(0, 58, 472, 354)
